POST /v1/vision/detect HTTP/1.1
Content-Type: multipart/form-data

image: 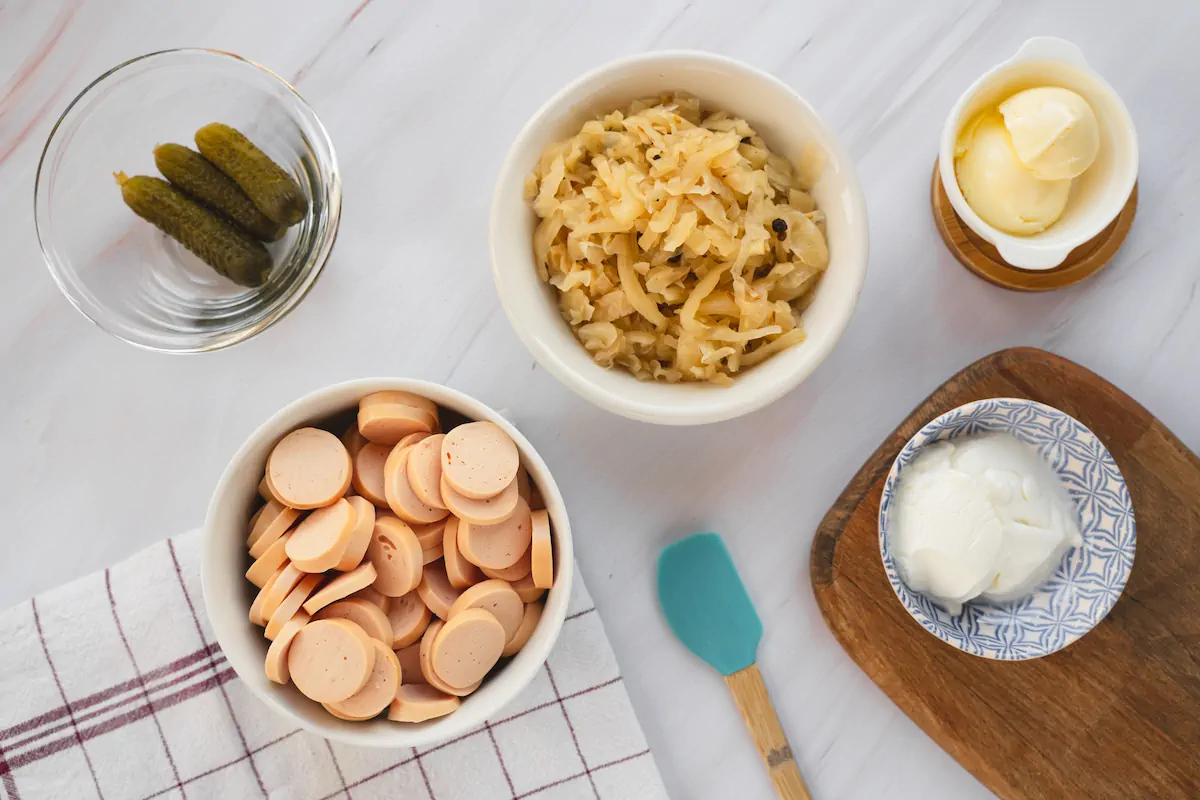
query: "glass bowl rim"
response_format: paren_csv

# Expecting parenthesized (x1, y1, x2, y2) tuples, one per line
(34, 47, 342, 354)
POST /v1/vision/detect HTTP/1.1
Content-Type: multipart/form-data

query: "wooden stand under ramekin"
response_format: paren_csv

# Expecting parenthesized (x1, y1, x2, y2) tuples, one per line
(932, 161, 1137, 292)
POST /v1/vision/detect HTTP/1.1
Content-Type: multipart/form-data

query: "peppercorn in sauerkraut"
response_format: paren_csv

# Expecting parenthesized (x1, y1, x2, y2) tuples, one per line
(526, 93, 829, 385)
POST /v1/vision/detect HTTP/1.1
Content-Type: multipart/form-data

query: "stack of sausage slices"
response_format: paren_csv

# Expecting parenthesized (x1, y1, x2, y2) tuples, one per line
(243, 391, 555, 723)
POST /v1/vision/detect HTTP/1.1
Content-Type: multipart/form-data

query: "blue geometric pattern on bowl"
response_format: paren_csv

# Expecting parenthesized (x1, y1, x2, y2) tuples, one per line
(878, 398, 1135, 660)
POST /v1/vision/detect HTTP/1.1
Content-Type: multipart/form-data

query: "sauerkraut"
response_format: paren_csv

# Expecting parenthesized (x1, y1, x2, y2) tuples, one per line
(527, 93, 829, 385)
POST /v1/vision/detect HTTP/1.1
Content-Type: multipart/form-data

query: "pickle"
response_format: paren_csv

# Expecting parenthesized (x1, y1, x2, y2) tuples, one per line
(194, 123, 308, 226)
(116, 173, 272, 287)
(153, 144, 285, 242)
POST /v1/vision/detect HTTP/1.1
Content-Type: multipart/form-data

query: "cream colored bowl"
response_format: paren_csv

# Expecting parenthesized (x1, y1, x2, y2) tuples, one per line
(939, 37, 1138, 270)
(201, 379, 572, 747)
(490, 51, 868, 425)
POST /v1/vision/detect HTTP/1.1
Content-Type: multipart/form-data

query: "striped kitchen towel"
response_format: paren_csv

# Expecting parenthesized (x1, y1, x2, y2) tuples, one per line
(0, 530, 665, 799)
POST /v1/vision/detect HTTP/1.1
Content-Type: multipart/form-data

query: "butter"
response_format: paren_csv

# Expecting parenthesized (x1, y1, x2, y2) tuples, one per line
(999, 87, 1100, 180)
(955, 112, 1071, 235)
(954, 86, 1100, 236)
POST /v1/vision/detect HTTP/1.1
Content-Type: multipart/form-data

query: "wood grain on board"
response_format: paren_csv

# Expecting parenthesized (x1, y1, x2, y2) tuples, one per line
(931, 163, 1138, 292)
(811, 347, 1200, 799)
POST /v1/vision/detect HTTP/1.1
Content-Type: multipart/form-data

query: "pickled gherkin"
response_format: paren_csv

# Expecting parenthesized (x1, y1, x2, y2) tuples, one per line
(116, 173, 272, 287)
(195, 123, 308, 226)
(153, 144, 285, 242)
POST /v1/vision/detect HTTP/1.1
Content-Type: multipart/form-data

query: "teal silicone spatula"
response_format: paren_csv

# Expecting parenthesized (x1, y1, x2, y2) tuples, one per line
(657, 533, 811, 800)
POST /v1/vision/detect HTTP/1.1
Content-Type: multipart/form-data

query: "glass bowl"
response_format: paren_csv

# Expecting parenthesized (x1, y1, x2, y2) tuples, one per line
(35, 49, 341, 353)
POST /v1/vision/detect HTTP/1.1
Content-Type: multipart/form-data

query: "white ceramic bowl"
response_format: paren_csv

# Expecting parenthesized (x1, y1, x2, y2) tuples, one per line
(938, 37, 1138, 270)
(201, 379, 573, 747)
(490, 51, 868, 425)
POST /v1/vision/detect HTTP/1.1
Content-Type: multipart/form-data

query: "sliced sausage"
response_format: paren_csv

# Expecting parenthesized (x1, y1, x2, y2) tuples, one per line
(249, 565, 287, 626)
(302, 562, 378, 615)
(313, 597, 393, 645)
(258, 474, 281, 505)
(395, 431, 432, 451)
(418, 619, 479, 696)
(359, 404, 436, 446)
(456, 497, 532, 571)
(350, 586, 391, 614)
(341, 424, 366, 460)
(352, 442, 391, 508)
(285, 498, 357, 573)
(267, 428, 352, 509)
(247, 500, 294, 548)
(384, 445, 448, 525)
(442, 516, 482, 589)
(501, 602, 543, 658)
(335, 496, 376, 571)
(248, 502, 301, 559)
(387, 591, 432, 649)
(258, 562, 307, 621)
(411, 518, 448, 551)
(510, 571, 546, 604)
(323, 702, 378, 722)
(248, 504, 266, 537)
(360, 391, 438, 419)
(441, 422, 519, 500)
(265, 574, 322, 640)
(447, 580, 523, 642)
(246, 532, 293, 587)
(441, 474, 519, 526)
(395, 642, 425, 686)
(480, 548, 531, 582)
(412, 519, 447, 565)
(367, 515, 423, 597)
(388, 685, 460, 723)
(530, 509, 554, 590)
(264, 611, 310, 684)
(417, 560, 463, 620)
(406, 434, 447, 510)
(429, 608, 505, 690)
(514, 466, 532, 505)
(529, 482, 546, 512)
(287, 618, 376, 704)
(327, 640, 400, 720)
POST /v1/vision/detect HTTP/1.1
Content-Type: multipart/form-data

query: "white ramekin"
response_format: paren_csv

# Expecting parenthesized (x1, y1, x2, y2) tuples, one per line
(201, 378, 573, 748)
(938, 37, 1138, 270)
(490, 50, 869, 425)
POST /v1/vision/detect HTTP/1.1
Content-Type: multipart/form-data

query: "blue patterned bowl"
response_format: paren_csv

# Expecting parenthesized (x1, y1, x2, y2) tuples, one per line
(878, 398, 1136, 660)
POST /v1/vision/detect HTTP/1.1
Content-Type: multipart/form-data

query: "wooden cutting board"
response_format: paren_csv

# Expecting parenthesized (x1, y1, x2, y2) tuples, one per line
(811, 347, 1200, 799)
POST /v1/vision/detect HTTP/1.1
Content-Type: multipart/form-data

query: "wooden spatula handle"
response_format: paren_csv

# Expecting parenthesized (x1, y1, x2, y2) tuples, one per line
(725, 664, 812, 800)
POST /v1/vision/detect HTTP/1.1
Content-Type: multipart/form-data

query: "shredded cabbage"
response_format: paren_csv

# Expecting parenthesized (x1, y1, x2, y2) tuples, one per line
(527, 93, 828, 384)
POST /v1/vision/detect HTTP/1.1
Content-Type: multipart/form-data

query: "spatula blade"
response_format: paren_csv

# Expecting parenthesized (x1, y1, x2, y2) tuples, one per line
(657, 532, 762, 677)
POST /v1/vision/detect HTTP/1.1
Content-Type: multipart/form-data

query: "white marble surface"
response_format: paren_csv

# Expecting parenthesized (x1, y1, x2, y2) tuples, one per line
(2, 1, 1198, 797)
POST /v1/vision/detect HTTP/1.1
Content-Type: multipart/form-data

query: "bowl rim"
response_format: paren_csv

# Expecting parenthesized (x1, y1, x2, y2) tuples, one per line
(488, 49, 869, 425)
(877, 397, 1136, 660)
(34, 47, 342, 354)
(200, 377, 574, 747)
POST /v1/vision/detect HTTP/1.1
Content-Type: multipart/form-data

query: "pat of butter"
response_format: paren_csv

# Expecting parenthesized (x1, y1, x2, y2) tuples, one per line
(954, 112, 1070, 235)
(999, 86, 1100, 180)
(953, 86, 1100, 236)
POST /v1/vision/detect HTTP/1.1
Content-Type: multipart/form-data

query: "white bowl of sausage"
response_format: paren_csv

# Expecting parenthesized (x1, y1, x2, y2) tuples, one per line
(201, 378, 573, 747)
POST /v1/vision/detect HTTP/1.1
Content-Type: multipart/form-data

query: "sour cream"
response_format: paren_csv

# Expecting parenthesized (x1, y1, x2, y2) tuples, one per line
(891, 433, 1082, 614)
